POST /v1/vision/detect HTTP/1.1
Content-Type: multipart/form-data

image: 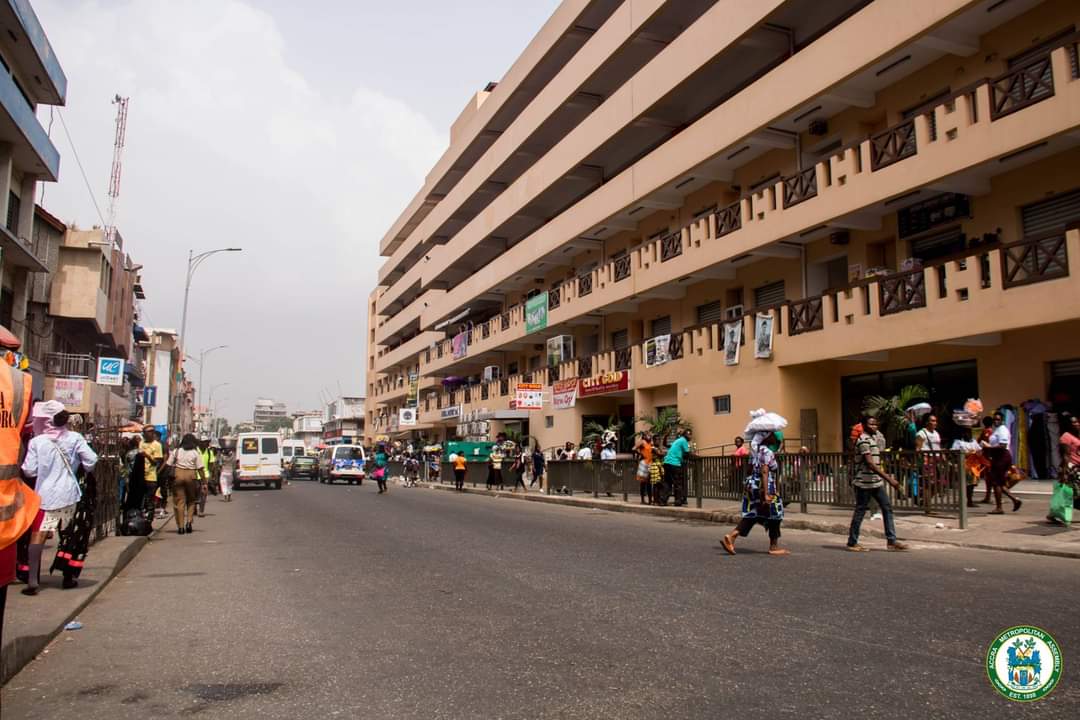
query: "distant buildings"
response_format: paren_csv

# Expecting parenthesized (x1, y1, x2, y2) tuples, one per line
(291, 410, 323, 449)
(253, 397, 287, 428)
(323, 396, 364, 446)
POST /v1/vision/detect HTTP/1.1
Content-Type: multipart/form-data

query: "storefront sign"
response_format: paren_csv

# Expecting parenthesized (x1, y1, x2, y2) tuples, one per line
(53, 378, 85, 408)
(644, 335, 671, 367)
(452, 332, 468, 360)
(96, 357, 124, 386)
(754, 313, 773, 360)
(552, 378, 578, 410)
(398, 407, 417, 427)
(578, 370, 629, 398)
(525, 292, 548, 333)
(515, 382, 544, 410)
(440, 405, 462, 420)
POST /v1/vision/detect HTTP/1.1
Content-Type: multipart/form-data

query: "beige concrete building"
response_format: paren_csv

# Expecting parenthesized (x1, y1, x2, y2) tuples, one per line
(369, 0, 1080, 470)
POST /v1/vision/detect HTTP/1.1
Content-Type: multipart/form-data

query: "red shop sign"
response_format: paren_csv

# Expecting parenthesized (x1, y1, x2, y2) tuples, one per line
(578, 370, 629, 398)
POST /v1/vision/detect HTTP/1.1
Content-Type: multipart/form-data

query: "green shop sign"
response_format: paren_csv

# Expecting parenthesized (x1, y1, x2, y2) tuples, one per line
(525, 292, 548, 333)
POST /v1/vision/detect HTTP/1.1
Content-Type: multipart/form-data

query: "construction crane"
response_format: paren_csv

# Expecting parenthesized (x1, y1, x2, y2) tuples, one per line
(105, 94, 129, 248)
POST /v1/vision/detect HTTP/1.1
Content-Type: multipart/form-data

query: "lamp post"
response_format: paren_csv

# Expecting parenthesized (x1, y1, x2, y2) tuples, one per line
(195, 345, 227, 433)
(207, 382, 230, 435)
(173, 247, 241, 435)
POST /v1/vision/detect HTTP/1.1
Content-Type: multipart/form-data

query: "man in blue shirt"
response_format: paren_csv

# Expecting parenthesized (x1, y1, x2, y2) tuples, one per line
(662, 429, 692, 507)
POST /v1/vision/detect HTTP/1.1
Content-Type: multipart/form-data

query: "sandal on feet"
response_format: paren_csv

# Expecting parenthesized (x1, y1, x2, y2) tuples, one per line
(721, 536, 736, 556)
(768, 548, 790, 556)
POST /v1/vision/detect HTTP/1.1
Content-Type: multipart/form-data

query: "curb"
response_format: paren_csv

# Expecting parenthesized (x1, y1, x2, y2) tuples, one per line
(1, 516, 168, 685)
(423, 483, 1080, 560)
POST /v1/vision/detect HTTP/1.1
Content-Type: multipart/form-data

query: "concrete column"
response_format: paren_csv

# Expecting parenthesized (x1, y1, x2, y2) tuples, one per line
(16, 173, 35, 241)
(10, 174, 37, 346)
(0, 144, 12, 226)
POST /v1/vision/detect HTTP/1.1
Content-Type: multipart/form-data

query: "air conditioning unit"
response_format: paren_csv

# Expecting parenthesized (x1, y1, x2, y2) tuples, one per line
(724, 305, 744, 320)
(483, 365, 501, 382)
(546, 334, 574, 365)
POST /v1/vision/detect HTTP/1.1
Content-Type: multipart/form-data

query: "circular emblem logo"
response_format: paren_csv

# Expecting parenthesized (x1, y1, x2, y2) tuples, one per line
(986, 626, 1062, 702)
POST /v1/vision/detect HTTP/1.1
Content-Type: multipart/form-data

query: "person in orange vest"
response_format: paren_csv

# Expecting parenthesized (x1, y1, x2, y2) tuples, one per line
(0, 326, 40, 647)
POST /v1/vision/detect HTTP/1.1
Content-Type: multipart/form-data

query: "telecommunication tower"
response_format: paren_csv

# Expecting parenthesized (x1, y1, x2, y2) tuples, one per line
(105, 94, 129, 247)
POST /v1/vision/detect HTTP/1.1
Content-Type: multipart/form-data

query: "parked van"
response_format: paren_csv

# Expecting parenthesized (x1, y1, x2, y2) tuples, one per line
(281, 439, 306, 470)
(318, 444, 367, 485)
(236, 432, 283, 489)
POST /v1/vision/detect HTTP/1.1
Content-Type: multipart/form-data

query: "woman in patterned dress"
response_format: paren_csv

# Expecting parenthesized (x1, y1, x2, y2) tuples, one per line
(721, 430, 789, 556)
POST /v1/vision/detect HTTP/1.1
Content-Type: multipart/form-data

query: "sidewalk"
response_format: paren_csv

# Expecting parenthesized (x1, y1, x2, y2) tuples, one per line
(422, 481, 1080, 559)
(1, 513, 171, 684)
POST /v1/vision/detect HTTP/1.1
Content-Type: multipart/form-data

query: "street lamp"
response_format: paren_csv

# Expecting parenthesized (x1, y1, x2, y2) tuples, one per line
(196, 345, 228, 432)
(173, 247, 241, 434)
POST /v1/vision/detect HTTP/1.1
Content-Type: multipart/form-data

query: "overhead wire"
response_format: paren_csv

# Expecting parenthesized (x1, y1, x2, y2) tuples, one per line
(55, 108, 107, 228)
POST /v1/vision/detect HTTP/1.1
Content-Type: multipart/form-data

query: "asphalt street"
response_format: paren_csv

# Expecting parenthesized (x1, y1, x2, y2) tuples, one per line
(3, 480, 1078, 719)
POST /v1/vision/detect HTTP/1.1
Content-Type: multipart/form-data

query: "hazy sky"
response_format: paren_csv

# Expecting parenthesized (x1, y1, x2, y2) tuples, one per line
(34, 0, 560, 423)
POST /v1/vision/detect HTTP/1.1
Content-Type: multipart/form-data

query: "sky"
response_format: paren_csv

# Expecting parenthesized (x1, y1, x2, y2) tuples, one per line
(33, 0, 560, 423)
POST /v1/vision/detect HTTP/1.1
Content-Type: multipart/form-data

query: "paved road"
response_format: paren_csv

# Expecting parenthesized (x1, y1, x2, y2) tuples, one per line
(4, 481, 1078, 719)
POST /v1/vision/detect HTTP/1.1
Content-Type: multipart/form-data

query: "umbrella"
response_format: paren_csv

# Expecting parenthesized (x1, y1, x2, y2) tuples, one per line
(744, 408, 788, 434)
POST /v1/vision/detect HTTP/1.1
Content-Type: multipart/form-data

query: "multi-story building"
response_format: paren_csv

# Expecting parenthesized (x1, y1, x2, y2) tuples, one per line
(0, 0, 66, 380)
(253, 398, 288, 428)
(141, 328, 194, 440)
(325, 396, 364, 446)
(369, 0, 1080, 470)
(292, 411, 324, 450)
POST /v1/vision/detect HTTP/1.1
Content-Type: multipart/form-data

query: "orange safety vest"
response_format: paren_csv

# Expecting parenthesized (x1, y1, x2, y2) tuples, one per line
(0, 364, 38, 548)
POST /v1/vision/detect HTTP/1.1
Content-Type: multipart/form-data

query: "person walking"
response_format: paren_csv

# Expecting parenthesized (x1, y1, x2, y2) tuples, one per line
(196, 438, 212, 517)
(219, 450, 234, 502)
(165, 434, 205, 535)
(373, 444, 389, 494)
(20, 401, 99, 594)
(661, 429, 692, 507)
(914, 413, 943, 502)
(981, 411, 1021, 514)
(722, 429, 788, 556)
(511, 445, 529, 493)
(847, 415, 908, 552)
(453, 452, 467, 491)
(634, 433, 654, 504)
(530, 445, 545, 492)
(140, 427, 166, 519)
(975, 416, 995, 503)
(487, 446, 504, 490)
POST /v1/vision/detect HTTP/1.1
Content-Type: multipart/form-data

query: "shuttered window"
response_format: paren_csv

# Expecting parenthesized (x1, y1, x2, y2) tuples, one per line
(1051, 359, 1080, 378)
(753, 281, 786, 308)
(696, 300, 723, 325)
(650, 316, 671, 337)
(1021, 189, 1080, 236)
(611, 329, 629, 350)
(911, 228, 966, 262)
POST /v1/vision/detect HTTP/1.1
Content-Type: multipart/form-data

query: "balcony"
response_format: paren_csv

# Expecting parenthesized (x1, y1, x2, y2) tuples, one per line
(0, 52, 59, 180)
(1, 0, 67, 104)
(44, 352, 93, 378)
(376, 330, 442, 372)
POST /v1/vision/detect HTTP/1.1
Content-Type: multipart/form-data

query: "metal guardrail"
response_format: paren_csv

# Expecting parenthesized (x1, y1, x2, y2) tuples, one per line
(44, 352, 94, 378)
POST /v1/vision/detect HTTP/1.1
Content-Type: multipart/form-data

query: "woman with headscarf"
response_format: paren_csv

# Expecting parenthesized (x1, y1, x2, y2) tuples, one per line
(981, 410, 1021, 514)
(722, 411, 789, 557)
(20, 401, 98, 593)
(165, 433, 205, 534)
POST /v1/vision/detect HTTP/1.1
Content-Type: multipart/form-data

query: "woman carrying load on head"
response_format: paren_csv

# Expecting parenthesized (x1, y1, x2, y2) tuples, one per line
(722, 410, 789, 557)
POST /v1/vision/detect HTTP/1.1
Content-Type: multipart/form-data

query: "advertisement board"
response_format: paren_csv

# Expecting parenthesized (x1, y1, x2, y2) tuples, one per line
(514, 382, 544, 410)
(552, 378, 578, 410)
(525, 292, 548, 334)
(578, 370, 629, 398)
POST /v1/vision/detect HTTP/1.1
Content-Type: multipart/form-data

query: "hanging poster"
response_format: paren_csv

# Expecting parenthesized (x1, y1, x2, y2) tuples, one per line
(53, 378, 85, 408)
(406, 372, 419, 407)
(515, 382, 544, 410)
(644, 335, 671, 367)
(552, 378, 578, 410)
(754, 312, 774, 359)
(525, 292, 549, 334)
(452, 331, 468, 360)
(723, 320, 742, 366)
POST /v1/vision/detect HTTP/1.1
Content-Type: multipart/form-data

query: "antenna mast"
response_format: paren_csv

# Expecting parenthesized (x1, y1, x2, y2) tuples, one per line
(105, 94, 129, 247)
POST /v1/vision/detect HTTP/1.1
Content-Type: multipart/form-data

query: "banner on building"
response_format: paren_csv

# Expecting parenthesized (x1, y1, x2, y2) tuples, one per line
(723, 320, 742, 366)
(552, 378, 578, 410)
(579, 370, 629, 398)
(451, 332, 468, 360)
(525, 292, 548, 334)
(440, 405, 462, 420)
(514, 382, 544, 410)
(398, 407, 417, 427)
(754, 312, 774, 359)
(644, 334, 671, 367)
(96, 357, 124, 386)
(406, 372, 419, 407)
(53, 378, 85, 409)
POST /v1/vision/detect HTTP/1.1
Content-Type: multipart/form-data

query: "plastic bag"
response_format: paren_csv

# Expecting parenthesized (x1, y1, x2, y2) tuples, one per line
(1048, 482, 1074, 525)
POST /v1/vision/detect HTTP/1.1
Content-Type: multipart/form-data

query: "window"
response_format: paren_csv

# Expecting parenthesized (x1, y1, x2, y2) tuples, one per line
(650, 316, 671, 337)
(528, 355, 541, 371)
(713, 395, 731, 415)
(261, 438, 279, 454)
(0, 287, 13, 330)
(334, 446, 363, 460)
(241, 438, 259, 454)
(753, 280, 786, 308)
(282, 447, 293, 457)
(545, 416, 554, 429)
(696, 300, 723, 325)
(611, 329, 629, 350)
(6, 191, 19, 234)
(508, 361, 519, 375)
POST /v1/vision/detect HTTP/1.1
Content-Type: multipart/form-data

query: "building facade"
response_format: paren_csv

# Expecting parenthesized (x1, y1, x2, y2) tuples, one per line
(253, 397, 288, 428)
(292, 411, 324, 450)
(369, 0, 1080, 473)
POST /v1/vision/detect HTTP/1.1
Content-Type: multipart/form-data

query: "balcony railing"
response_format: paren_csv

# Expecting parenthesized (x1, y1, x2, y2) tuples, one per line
(990, 54, 1054, 121)
(548, 286, 562, 310)
(547, 364, 560, 383)
(878, 269, 927, 316)
(715, 201, 741, 238)
(870, 118, 917, 171)
(481, 384, 489, 401)
(788, 296, 824, 335)
(578, 272, 593, 297)
(577, 355, 592, 377)
(45, 352, 94, 378)
(614, 347, 631, 371)
(613, 255, 631, 282)
(500, 312, 510, 331)
(669, 333, 684, 360)
(782, 166, 817, 208)
(499, 378, 509, 396)
(660, 232, 683, 262)
(1000, 231, 1068, 289)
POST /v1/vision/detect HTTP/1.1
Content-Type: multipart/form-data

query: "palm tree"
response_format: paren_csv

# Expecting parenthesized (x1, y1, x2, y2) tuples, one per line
(862, 384, 928, 448)
(636, 407, 692, 451)
(583, 416, 620, 449)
